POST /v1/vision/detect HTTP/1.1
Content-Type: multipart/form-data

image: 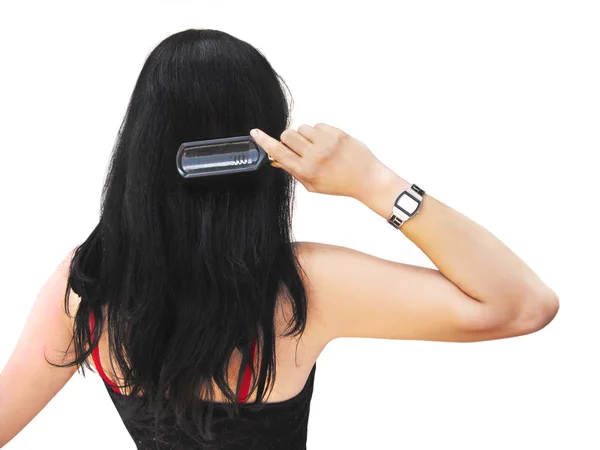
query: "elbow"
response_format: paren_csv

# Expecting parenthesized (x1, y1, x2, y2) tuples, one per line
(461, 290, 559, 341)
(508, 289, 560, 337)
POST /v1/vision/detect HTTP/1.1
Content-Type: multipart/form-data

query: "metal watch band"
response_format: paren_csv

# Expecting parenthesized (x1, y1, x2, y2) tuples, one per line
(387, 183, 425, 229)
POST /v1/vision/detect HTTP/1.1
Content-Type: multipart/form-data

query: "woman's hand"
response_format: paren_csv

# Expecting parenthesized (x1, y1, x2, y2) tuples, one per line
(250, 123, 383, 199)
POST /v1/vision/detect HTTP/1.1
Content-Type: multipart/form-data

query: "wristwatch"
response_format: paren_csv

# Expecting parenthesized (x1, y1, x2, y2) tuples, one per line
(388, 184, 425, 229)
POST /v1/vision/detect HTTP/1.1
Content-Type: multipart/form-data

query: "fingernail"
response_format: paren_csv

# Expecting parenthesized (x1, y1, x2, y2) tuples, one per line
(250, 129, 259, 138)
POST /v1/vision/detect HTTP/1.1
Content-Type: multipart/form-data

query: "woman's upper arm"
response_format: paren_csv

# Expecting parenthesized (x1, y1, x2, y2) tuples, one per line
(298, 241, 546, 346)
(0, 248, 80, 448)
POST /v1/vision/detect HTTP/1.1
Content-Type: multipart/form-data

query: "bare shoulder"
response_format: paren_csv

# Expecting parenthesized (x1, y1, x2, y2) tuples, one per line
(268, 241, 334, 366)
(286, 241, 337, 354)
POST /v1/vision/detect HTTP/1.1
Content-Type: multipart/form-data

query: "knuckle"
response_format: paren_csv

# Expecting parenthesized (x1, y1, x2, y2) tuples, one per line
(298, 124, 310, 134)
(332, 133, 347, 149)
(275, 141, 287, 159)
(322, 147, 334, 159)
(280, 129, 293, 142)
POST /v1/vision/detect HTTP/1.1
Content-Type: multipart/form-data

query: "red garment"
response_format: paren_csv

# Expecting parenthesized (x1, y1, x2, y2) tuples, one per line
(89, 311, 256, 402)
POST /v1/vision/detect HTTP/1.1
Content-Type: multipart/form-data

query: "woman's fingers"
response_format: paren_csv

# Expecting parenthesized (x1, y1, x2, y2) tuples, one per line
(314, 122, 346, 136)
(297, 124, 320, 143)
(250, 122, 379, 199)
(280, 128, 312, 156)
(250, 128, 303, 175)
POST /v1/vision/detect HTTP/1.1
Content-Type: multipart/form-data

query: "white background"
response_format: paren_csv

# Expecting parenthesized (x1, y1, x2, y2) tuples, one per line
(1, 1, 598, 449)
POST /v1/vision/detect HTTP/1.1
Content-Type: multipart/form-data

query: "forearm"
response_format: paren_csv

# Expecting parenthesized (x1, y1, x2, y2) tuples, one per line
(355, 162, 557, 313)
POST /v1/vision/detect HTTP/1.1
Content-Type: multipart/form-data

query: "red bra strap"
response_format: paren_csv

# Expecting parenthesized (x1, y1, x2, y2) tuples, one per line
(238, 339, 257, 403)
(90, 310, 256, 402)
(89, 311, 123, 395)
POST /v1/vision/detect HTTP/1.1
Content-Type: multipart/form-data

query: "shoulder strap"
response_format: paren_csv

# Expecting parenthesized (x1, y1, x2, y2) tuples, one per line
(91, 311, 257, 402)
(89, 311, 123, 395)
(238, 339, 257, 403)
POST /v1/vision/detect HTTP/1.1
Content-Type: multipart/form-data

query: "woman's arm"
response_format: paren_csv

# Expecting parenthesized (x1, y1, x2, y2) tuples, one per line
(0, 248, 79, 448)
(357, 164, 560, 330)
(255, 124, 559, 344)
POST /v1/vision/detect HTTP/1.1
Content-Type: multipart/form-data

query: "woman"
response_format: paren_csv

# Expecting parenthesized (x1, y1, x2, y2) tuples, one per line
(0, 29, 559, 449)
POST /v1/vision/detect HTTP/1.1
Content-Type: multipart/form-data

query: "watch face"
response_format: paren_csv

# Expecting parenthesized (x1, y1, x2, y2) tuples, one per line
(396, 192, 419, 215)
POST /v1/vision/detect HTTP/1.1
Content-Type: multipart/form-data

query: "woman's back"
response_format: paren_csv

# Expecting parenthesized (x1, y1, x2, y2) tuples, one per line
(75, 242, 325, 403)
(70, 241, 326, 449)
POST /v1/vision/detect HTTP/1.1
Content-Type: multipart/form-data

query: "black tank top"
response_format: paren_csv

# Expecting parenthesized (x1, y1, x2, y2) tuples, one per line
(89, 311, 317, 449)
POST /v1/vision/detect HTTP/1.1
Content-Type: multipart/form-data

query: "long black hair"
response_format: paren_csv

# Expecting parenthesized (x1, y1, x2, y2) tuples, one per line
(48, 28, 309, 444)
